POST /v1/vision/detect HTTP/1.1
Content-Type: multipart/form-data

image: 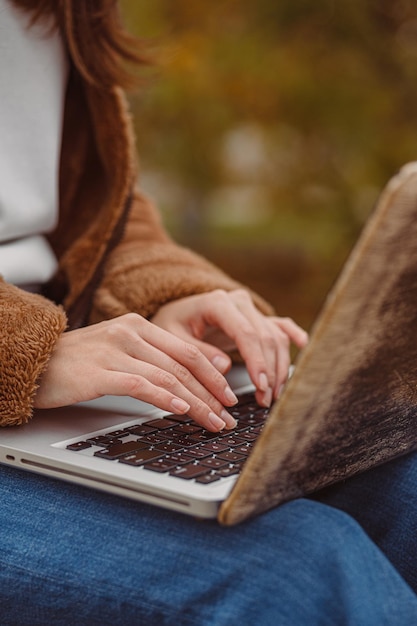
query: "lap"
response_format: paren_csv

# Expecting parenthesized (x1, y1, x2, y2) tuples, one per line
(315, 450, 417, 591)
(1, 462, 417, 625)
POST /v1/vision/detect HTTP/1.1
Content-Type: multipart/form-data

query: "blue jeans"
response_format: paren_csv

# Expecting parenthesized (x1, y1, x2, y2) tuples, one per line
(1, 455, 417, 626)
(315, 450, 417, 593)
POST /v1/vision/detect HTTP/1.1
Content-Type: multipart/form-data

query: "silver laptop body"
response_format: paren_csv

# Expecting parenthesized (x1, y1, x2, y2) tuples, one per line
(0, 368, 254, 519)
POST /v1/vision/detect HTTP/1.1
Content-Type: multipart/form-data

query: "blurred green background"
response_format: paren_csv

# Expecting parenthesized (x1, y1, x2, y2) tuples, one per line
(121, 0, 417, 330)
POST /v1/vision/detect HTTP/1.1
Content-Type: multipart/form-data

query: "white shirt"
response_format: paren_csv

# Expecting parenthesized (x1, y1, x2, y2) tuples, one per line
(0, 0, 68, 286)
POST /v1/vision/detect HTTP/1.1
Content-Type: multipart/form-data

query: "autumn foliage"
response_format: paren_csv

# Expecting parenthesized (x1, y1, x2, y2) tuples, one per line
(121, 0, 417, 327)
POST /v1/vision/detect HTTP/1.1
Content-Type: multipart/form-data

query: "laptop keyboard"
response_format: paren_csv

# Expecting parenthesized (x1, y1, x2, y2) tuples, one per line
(66, 392, 269, 485)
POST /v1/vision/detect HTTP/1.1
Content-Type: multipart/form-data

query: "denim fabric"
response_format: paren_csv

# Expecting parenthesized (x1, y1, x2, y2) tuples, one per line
(1, 459, 417, 626)
(316, 450, 417, 594)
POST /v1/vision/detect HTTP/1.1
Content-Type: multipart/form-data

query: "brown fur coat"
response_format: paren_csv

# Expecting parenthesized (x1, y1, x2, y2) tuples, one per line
(0, 2, 272, 427)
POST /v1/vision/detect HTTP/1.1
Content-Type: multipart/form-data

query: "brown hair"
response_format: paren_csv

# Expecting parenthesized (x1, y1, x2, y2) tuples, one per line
(12, 0, 149, 89)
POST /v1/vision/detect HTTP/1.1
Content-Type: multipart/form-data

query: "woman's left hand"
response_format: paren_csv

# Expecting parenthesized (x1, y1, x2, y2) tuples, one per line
(151, 289, 308, 408)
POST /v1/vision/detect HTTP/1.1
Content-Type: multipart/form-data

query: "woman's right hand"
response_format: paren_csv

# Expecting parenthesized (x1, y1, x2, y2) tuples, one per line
(34, 313, 239, 432)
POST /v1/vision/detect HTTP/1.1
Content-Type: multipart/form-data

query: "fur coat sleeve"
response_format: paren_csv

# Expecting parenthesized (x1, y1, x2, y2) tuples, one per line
(89, 190, 273, 323)
(0, 280, 67, 426)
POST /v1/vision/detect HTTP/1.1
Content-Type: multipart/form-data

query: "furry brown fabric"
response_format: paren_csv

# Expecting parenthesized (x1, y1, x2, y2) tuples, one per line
(89, 191, 270, 323)
(0, 1, 273, 426)
(0, 281, 67, 427)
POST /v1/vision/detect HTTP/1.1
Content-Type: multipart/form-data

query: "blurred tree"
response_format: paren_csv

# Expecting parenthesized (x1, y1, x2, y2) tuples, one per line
(120, 0, 417, 325)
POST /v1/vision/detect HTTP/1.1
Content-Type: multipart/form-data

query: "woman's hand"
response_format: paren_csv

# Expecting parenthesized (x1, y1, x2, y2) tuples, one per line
(34, 313, 239, 432)
(151, 289, 309, 408)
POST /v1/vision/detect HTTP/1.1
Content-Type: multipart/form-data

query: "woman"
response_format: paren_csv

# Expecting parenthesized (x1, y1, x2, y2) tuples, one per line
(1, 2, 417, 623)
(1, 0, 307, 430)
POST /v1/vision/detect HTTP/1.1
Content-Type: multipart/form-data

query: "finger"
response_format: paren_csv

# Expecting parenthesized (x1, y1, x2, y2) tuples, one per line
(274, 317, 309, 348)
(160, 323, 233, 374)
(230, 292, 281, 394)
(271, 326, 291, 399)
(211, 303, 306, 397)
(82, 315, 238, 429)
(135, 321, 238, 409)
(101, 368, 235, 432)
(98, 368, 191, 415)
(177, 334, 233, 375)
(248, 322, 291, 403)
(196, 291, 279, 405)
(136, 351, 238, 429)
(94, 315, 238, 430)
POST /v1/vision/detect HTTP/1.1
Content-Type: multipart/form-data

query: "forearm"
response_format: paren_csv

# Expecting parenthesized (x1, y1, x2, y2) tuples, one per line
(89, 190, 274, 323)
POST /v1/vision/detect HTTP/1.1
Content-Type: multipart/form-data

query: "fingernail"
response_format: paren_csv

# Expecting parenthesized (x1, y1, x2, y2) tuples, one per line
(221, 410, 237, 430)
(258, 372, 269, 392)
(212, 355, 230, 372)
(224, 386, 238, 405)
(208, 412, 227, 431)
(261, 387, 273, 408)
(171, 398, 191, 414)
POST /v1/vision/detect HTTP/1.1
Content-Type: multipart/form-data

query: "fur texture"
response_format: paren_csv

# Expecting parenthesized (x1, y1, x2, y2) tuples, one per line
(0, 281, 67, 427)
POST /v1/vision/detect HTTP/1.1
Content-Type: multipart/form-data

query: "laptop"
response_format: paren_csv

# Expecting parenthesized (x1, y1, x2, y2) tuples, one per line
(1, 162, 417, 526)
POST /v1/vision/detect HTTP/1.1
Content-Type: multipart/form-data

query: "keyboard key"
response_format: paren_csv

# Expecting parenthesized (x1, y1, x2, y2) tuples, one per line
(143, 459, 177, 472)
(231, 406, 255, 418)
(216, 451, 246, 463)
(213, 465, 240, 478)
(164, 413, 193, 424)
(107, 429, 130, 438)
(164, 453, 194, 465)
(195, 473, 221, 484)
(189, 431, 219, 443)
(148, 428, 176, 441)
(233, 445, 252, 456)
(182, 447, 212, 459)
(233, 422, 252, 433)
(251, 424, 265, 434)
(169, 436, 197, 448)
(169, 464, 208, 480)
(103, 437, 125, 447)
(94, 440, 149, 460)
(237, 416, 259, 427)
(87, 435, 121, 447)
(140, 434, 167, 445)
(239, 409, 267, 423)
(127, 424, 157, 437)
(219, 435, 243, 447)
(235, 392, 257, 405)
(66, 441, 91, 451)
(199, 457, 228, 469)
(154, 442, 184, 453)
(199, 441, 229, 453)
(172, 424, 202, 435)
(236, 431, 258, 442)
(143, 418, 179, 430)
(119, 449, 164, 466)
